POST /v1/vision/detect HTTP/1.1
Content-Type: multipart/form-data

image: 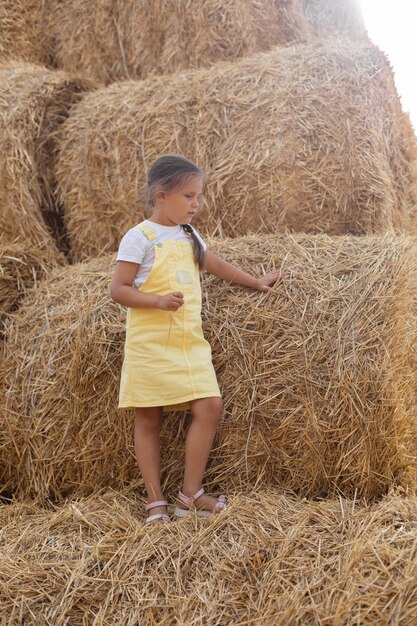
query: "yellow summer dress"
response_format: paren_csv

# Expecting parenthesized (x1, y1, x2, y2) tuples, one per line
(118, 221, 221, 412)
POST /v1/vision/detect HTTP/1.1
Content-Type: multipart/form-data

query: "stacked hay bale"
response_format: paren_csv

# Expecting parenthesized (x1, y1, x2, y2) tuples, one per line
(55, 39, 417, 262)
(0, 63, 94, 329)
(2, 0, 417, 623)
(0, 1, 374, 84)
(1, 0, 416, 503)
(46, 0, 313, 83)
(0, 0, 313, 84)
(2, 236, 416, 502)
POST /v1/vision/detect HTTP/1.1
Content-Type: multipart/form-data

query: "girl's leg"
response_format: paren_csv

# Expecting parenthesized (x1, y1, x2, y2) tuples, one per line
(134, 406, 166, 517)
(181, 396, 223, 512)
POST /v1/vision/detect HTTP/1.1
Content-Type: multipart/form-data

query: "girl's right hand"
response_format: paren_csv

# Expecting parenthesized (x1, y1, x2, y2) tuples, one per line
(158, 291, 184, 311)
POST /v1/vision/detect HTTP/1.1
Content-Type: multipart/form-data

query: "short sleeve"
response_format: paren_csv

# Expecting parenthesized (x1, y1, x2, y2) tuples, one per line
(192, 227, 207, 251)
(116, 228, 148, 264)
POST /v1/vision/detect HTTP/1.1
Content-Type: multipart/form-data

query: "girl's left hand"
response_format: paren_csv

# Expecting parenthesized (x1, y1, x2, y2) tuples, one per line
(255, 270, 288, 292)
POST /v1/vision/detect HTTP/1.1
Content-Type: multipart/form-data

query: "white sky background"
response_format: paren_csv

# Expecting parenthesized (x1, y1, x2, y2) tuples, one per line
(359, 0, 417, 132)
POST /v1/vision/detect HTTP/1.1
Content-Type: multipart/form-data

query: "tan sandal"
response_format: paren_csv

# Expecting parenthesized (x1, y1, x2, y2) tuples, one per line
(174, 487, 227, 518)
(145, 499, 170, 524)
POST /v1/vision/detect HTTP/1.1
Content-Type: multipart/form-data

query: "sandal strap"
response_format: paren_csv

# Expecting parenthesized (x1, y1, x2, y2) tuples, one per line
(145, 499, 168, 512)
(191, 487, 205, 501)
(178, 487, 205, 507)
(146, 513, 170, 523)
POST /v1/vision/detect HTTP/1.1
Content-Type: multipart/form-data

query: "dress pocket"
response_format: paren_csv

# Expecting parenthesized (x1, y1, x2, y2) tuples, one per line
(166, 244, 194, 291)
(168, 265, 196, 296)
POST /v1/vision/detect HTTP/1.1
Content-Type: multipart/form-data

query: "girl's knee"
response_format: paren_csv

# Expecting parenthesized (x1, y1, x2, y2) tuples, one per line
(209, 396, 223, 416)
(192, 396, 223, 423)
(135, 407, 162, 431)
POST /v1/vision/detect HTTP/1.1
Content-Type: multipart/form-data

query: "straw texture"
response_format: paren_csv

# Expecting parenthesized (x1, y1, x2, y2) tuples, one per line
(44, 0, 312, 84)
(0, 62, 94, 254)
(302, 0, 368, 39)
(55, 40, 417, 262)
(1, 488, 417, 625)
(0, 243, 56, 336)
(0, 0, 49, 65)
(2, 234, 416, 502)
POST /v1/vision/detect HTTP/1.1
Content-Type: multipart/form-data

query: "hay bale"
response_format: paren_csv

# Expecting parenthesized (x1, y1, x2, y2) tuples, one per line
(302, 0, 368, 39)
(0, 62, 94, 253)
(1, 488, 417, 625)
(0, 0, 49, 65)
(0, 62, 94, 273)
(56, 40, 417, 262)
(46, 0, 311, 84)
(2, 234, 416, 502)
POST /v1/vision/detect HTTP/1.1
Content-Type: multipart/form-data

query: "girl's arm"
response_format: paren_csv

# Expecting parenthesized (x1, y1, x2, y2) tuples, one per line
(110, 261, 184, 310)
(204, 250, 284, 292)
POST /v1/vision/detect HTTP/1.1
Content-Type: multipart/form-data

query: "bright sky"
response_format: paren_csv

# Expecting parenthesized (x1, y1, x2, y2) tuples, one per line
(359, 0, 417, 131)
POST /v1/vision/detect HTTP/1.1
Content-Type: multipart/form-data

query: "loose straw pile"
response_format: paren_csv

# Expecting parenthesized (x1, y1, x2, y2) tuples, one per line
(1, 487, 417, 625)
(55, 39, 417, 262)
(2, 234, 416, 502)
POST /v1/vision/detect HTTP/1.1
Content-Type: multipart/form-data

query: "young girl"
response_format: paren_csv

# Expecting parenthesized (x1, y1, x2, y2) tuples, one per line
(110, 154, 283, 523)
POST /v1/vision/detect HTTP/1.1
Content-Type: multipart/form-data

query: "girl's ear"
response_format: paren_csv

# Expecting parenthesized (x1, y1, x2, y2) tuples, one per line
(155, 190, 166, 203)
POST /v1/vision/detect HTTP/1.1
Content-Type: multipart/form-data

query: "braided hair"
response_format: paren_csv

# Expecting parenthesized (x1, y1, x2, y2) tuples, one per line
(147, 154, 205, 271)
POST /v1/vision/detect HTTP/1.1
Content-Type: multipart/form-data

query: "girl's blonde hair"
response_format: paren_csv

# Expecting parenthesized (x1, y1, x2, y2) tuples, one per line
(147, 154, 205, 271)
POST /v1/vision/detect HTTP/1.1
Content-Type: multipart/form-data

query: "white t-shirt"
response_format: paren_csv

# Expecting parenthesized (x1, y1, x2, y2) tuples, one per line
(116, 220, 207, 288)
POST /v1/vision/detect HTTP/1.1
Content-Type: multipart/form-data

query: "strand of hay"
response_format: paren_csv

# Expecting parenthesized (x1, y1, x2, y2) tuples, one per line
(55, 39, 417, 262)
(0, 0, 50, 65)
(1, 488, 417, 624)
(1, 234, 416, 502)
(45, 0, 312, 84)
(0, 62, 95, 301)
(302, 0, 368, 39)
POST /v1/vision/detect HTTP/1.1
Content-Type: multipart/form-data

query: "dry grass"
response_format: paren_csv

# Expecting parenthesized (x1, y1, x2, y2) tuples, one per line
(2, 3, 416, 622)
(55, 39, 417, 262)
(1, 487, 417, 625)
(2, 234, 416, 502)
(0, 0, 312, 84)
(0, 0, 370, 85)
(0, 62, 94, 256)
(0, 0, 50, 65)
(0, 61, 94, 341)
(0, 243, 57, 336)
(45, 0, 312, 83)
(302, 0, 368, 39)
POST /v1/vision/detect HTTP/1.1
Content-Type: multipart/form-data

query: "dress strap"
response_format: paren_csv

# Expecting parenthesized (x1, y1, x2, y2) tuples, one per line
(136, 221, 157, 241)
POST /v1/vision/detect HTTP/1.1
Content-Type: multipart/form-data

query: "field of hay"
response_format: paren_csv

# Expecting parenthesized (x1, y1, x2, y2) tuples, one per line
(1, 1, 417, 624)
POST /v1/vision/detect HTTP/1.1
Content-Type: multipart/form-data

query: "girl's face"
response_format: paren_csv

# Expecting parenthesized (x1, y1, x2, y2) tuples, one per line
(151, 175, 203, 227)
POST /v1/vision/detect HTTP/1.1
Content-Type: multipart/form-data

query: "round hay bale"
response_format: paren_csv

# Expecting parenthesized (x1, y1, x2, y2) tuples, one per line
(0, 62, 94, 266)
(56, 40, 417, 262)
(2, 234, 416, 502)
(1, 488, 417, 624)
(0, 0, 50, 65)
(302, 0, 368, 39)
(46, 0, 312, 84)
